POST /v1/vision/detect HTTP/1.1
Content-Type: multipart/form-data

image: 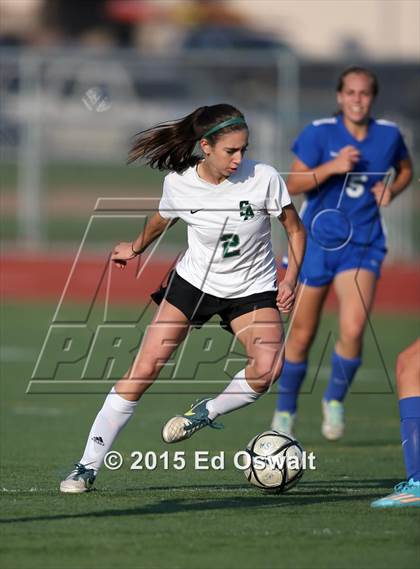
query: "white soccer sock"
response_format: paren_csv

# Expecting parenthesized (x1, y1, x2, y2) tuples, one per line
(79, 387, 138, 473)
(206, 368, 261, 420)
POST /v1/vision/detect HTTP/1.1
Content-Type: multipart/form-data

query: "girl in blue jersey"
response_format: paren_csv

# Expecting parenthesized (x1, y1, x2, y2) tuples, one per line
(371, 338, 420, 508)
(272, 66, 413, 440)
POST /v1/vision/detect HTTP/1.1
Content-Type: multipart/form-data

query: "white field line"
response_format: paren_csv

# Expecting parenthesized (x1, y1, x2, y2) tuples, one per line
(0, 347, 38, 363)
(11, 405, 65, 417)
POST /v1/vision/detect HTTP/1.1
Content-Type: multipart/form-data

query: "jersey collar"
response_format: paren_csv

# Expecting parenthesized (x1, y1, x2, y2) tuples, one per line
(192, 162, 236, 189)
(337, 112, 374, 144)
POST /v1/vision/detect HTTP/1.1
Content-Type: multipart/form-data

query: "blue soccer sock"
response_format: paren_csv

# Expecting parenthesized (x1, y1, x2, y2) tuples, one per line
(399, 397, 420, 482)
(323, 350, 361, 402)
(276, 359, 307, 414)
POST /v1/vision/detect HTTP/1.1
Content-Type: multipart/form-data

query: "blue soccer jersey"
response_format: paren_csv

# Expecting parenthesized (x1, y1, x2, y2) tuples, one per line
(292, 114, 409, 250)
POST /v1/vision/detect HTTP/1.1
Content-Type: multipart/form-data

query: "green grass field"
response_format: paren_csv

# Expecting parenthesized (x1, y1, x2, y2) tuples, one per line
(1, 302, 419, 569)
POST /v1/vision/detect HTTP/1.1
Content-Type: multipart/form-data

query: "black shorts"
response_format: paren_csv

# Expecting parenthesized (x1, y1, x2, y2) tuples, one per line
(151, 270, 278, 334)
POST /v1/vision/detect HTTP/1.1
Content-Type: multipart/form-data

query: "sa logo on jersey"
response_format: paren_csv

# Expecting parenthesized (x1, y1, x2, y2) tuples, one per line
(240, 200, 255, 220)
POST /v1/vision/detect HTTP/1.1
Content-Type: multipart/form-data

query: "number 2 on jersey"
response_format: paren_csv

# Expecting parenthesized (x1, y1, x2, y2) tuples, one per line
(221, 233, 240, 258)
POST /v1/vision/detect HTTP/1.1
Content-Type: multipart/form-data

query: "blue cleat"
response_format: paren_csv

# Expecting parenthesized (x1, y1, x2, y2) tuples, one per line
(371, 479, 420, 508)
(162, 398, 223, 443)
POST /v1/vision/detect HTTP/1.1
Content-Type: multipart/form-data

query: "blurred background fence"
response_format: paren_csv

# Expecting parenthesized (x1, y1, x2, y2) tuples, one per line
(0, 47, 298, 254)
(0, 0, 419, 263)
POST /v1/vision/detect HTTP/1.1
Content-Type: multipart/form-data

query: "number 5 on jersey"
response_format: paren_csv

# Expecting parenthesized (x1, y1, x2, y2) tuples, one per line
(221, 233, 240, 258)
(345, 174, 368, 198)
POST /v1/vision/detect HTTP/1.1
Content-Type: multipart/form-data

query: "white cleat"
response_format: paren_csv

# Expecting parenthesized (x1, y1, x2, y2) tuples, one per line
(60, 463, 96, 493)
(162, 416, 196, 444)
(271, 410, 296, 437)
(162, 398, 223, 444)
(322, 399, 344, 441)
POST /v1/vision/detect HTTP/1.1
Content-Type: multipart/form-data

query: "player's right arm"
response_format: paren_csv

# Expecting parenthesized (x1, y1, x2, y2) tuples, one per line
(112, 212, 178, 269)
(287, 146, 360, 195)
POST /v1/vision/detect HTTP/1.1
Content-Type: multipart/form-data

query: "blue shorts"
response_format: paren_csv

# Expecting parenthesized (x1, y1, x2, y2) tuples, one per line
(286, 238, 387, 287)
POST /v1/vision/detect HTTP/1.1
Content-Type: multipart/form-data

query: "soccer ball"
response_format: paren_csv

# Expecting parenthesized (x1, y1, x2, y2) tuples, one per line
(243, 430, 304, 493)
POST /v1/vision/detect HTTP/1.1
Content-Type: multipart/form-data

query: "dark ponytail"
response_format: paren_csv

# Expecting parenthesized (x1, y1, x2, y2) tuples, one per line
(128, 103, 247, 173)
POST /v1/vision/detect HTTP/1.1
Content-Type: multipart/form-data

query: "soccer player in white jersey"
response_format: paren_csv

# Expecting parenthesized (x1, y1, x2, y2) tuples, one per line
(60, 103, 306, 493)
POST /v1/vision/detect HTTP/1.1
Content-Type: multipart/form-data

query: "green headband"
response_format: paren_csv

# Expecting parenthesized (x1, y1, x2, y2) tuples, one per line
(202, 117, 247, 139)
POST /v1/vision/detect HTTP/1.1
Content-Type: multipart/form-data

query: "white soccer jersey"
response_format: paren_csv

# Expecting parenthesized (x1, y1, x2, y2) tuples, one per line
(158, 159, 291, 298)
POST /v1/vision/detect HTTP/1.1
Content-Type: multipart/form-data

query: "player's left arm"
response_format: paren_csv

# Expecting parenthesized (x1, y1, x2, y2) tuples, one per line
(276, 204, 307, 313)
(372, 157, 413, 207)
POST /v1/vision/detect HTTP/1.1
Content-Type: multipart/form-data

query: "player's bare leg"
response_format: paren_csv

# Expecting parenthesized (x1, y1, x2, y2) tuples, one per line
(162, 307, 284, 443)
(334, 269, 377, 359)
(285, 283, 329, 363)
(321, 269, 377, 440)
(60, 300, 190, 492)
(272, 283, 329, 435)
(230, 306, 284, 392)
(115, 300, 190, 400)
(395, 338, 420, 399)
